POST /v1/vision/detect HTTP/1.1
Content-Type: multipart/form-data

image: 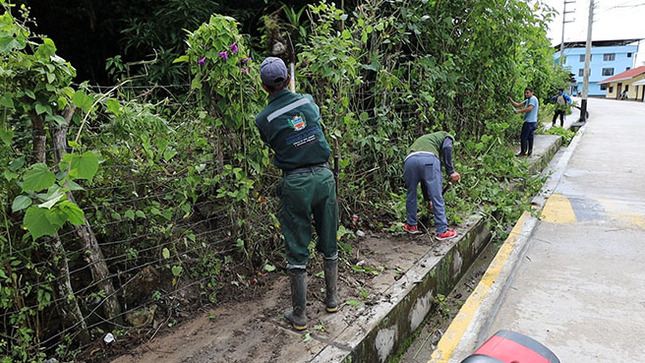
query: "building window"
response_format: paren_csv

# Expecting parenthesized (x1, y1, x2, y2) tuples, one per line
(603, 53, 615, 61)
(628, 52, 633, 58)
(579, 55, 585, 62)
(600, 85, 607, 90)
(609, 87, 614, 93)
(578, 69, 584, 77)
(626, 67, 631, 71)
(602, 68, 614, 76)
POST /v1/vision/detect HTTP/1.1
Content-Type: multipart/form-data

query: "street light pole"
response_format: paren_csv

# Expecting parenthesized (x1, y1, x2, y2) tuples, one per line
(579, 0, 594, 122)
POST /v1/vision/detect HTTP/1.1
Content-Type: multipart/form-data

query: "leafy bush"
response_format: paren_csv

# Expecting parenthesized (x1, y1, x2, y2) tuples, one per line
(544, 125, 576, 146)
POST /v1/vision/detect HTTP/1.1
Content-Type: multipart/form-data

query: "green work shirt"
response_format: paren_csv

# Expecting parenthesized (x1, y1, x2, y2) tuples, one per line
(408, 131, 454, 158)
(255, 89, 331, 171)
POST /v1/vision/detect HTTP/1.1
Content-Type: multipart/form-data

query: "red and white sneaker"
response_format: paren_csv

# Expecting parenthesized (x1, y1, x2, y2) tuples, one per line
(436, 229, 457, 240)
(403, 223, 421, 234)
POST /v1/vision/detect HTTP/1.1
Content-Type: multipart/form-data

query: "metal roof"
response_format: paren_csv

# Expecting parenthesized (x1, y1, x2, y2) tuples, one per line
(553, 39, 641, 50)
(598, 66, 645, 85)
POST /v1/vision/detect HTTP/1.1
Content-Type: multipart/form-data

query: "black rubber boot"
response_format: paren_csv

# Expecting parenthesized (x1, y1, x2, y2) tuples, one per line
(285, 269, 307, 331)
(516, 140, 527, 157)
(527, 139, 534, 156)
(323, 259, 339, 313)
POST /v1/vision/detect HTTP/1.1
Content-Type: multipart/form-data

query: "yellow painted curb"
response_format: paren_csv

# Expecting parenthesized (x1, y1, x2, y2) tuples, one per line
(429, 211, 530, 363)
(540, 194, 577, 224)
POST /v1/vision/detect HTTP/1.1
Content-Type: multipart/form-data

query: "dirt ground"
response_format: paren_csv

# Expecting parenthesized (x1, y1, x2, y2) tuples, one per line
(103, 228, 451, 363)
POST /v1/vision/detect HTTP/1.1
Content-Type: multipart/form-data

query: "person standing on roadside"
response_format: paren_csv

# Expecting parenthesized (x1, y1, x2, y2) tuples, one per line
(402, 131, 460, 240)
(550, 88, 572, 127)
(254, 57, 339, 331)
(509, 87, 539, 157)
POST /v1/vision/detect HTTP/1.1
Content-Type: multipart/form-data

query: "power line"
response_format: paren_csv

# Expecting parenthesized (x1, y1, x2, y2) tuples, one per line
(605, 3, 645, 10)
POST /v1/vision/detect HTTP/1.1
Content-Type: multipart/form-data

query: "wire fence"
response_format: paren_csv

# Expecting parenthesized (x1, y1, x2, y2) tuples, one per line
(2, 169, 267, 360)
(1, 127, 289, 359)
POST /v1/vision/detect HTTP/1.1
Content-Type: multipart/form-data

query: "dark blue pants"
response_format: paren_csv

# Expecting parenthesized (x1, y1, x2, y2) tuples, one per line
(520, 122, 537, 142)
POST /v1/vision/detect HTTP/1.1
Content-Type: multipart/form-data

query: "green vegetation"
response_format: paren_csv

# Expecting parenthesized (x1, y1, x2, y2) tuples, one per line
(544, 123, 577, 145)
(1, 0, 571, 360)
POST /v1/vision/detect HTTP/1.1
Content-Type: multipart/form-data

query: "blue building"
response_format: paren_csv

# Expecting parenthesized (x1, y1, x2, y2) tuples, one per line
(554, 39, 639, 96)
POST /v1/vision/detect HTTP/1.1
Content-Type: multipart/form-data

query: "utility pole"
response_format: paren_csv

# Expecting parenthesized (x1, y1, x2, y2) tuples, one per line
(559, 0, 576, 65)
(579, 0, 594, 123)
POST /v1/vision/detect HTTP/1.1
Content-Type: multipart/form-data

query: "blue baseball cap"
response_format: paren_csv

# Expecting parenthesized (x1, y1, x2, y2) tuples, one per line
(260, 57, 288, 88)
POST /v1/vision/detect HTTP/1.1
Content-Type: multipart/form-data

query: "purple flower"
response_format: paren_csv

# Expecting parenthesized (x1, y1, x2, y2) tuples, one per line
(197, 57, 206, 66)
(229, 43, 238, 53)
(242, 57, 252, 66)
(218, 51, 228, 61)
(241, 68, 249, 74)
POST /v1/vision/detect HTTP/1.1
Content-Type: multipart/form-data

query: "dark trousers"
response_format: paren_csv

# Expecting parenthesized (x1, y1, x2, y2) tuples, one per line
(519, 122, 537, 155)
(278, 168, 338, 269)
(552, 110, 565, 127)
(520, 122, 537, 142)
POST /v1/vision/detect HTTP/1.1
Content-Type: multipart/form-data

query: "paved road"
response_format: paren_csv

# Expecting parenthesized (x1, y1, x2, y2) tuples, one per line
(431, 98, 645, 362)
(489, 98, 645, 361)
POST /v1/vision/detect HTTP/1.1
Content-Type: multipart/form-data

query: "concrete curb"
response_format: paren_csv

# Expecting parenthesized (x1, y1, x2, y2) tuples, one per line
(312, 214, 492, 363)
(430, 211, 537, 362)
(429, 124, 588, 363)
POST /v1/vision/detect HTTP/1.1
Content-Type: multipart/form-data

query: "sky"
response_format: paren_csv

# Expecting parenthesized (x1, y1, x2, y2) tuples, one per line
(539, 0, 645, 66)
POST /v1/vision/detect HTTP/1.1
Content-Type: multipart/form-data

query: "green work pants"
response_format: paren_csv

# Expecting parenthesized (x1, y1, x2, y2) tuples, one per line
(278, 167, 338, 269)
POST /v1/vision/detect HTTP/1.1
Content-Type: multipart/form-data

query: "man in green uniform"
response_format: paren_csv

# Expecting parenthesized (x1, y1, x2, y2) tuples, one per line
(255, 57, 339, 331)
(403, 131, 460, 239)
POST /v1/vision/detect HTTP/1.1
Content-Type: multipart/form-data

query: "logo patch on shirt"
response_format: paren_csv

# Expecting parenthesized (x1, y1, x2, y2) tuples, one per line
(289, 114, 306, 131)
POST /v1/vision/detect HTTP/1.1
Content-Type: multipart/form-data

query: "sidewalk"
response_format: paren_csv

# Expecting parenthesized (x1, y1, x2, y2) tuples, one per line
(431, 97, 645, 362)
